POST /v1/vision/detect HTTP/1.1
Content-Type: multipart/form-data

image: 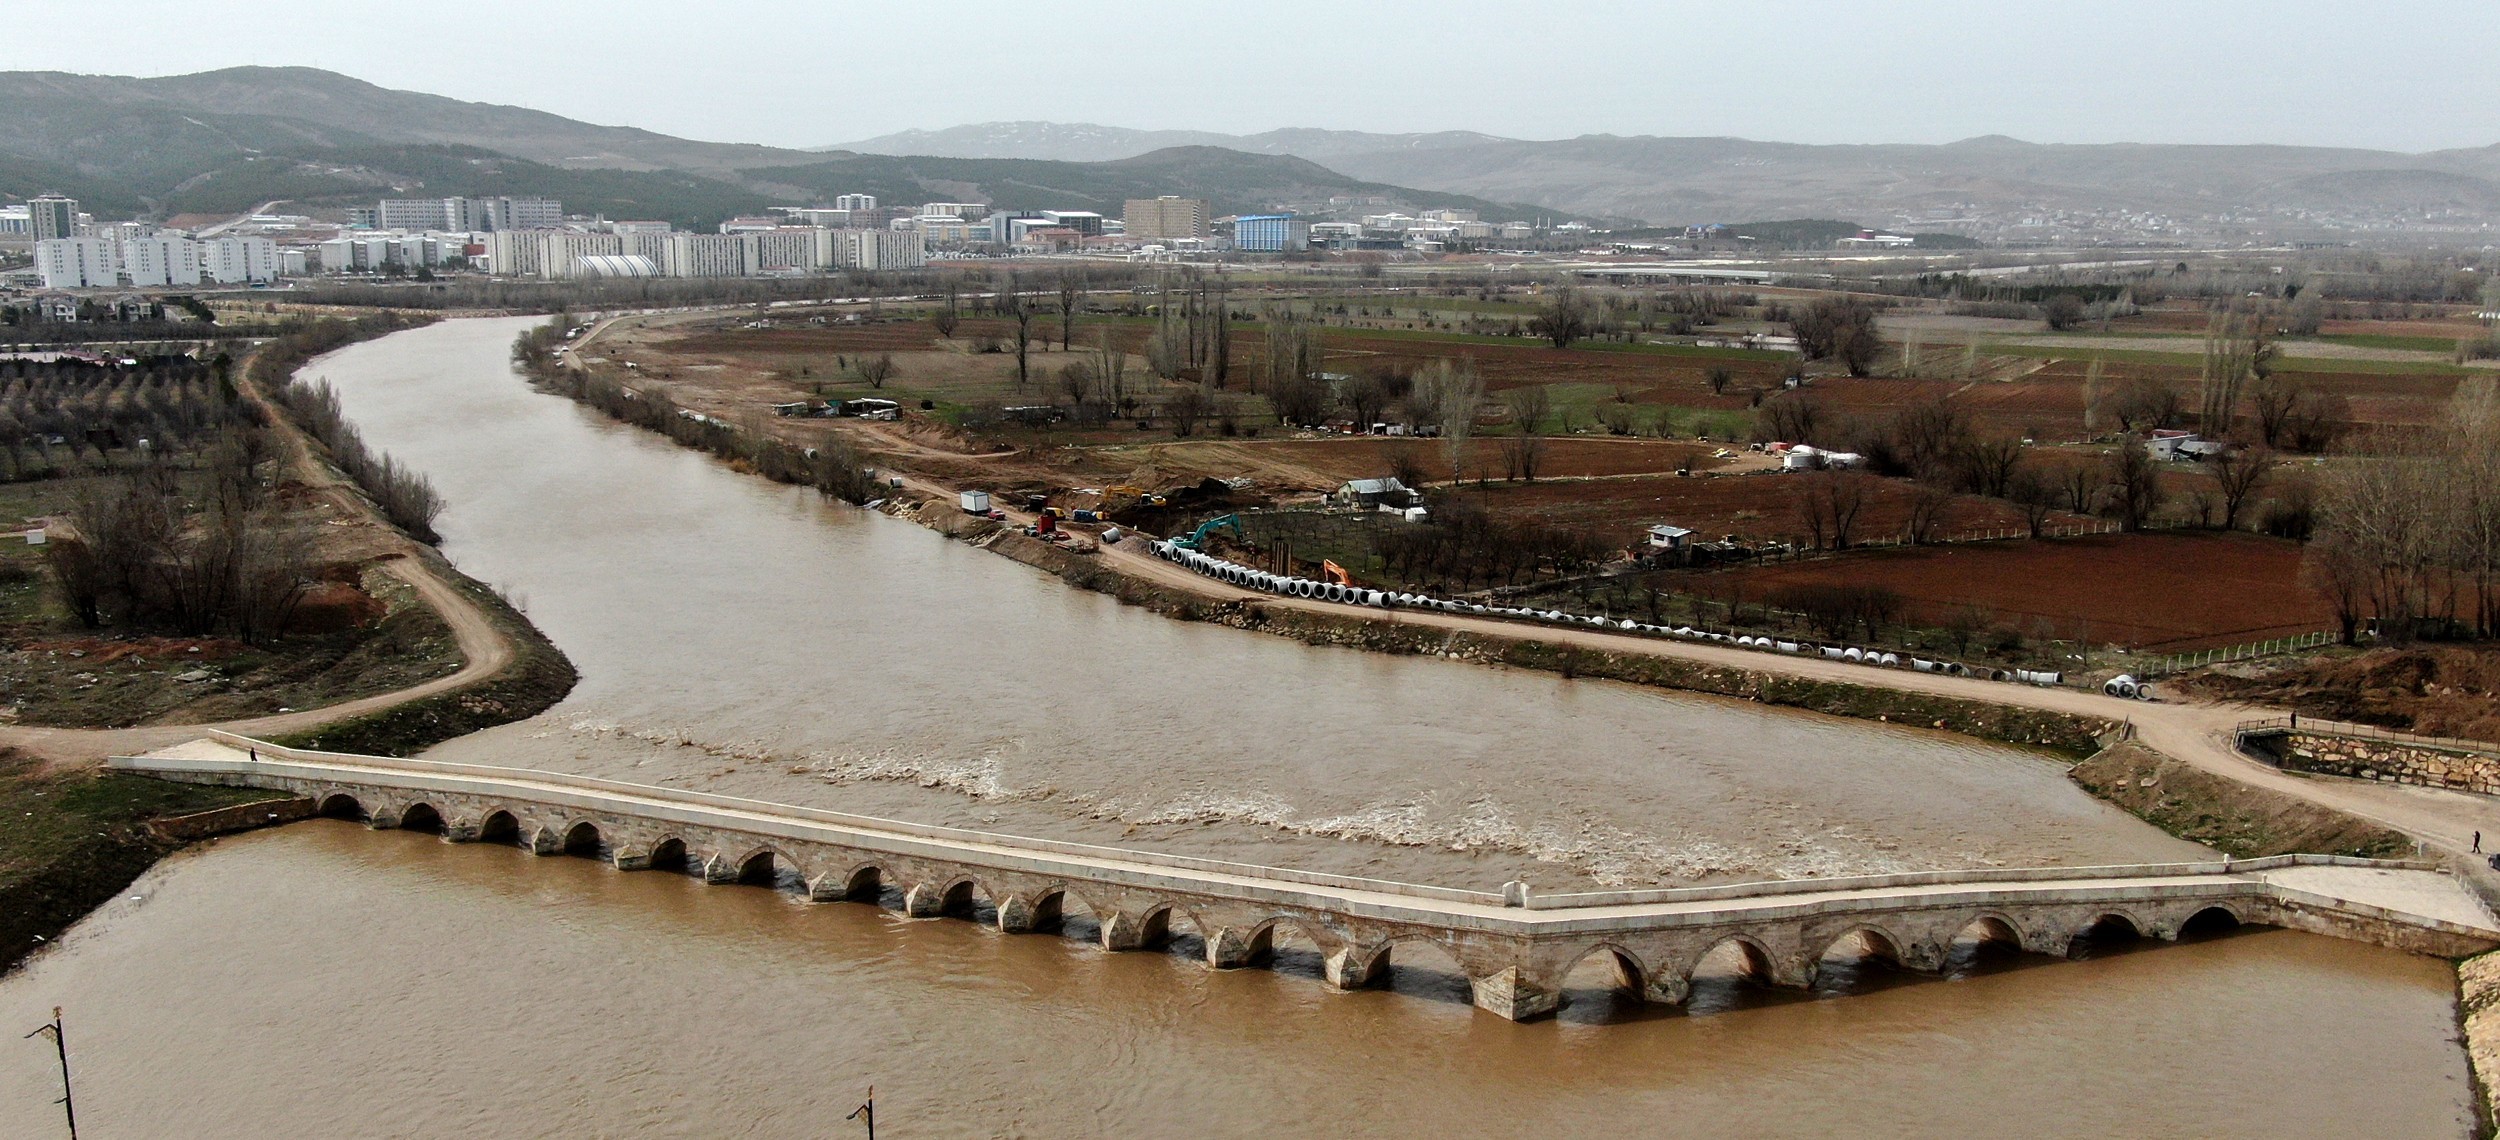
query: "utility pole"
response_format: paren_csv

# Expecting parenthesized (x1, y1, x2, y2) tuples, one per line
(23, 1006, 76, 1140)
(845, 1085, 875, 1140)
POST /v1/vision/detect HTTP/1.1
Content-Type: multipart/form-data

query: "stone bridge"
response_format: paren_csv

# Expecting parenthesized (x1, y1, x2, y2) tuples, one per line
(115, 733, 2500, 1021)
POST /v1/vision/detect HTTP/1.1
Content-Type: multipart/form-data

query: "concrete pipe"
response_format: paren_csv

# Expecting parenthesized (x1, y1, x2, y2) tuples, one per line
(1878, 653, 1900, 667)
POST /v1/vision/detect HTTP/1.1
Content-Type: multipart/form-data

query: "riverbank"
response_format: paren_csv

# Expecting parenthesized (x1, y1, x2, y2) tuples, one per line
(0, 748, 282, 974)
(915, 501, 2117, 754)
(2, 317, 581, 975)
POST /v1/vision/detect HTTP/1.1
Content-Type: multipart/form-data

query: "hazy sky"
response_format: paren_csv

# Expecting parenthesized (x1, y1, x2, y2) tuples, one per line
(11, 0, 2498, 152)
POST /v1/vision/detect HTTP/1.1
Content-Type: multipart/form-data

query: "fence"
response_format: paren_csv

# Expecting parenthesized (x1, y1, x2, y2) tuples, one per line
(2233, 715, 2500, 759)
(2136, 630, 2337, 677)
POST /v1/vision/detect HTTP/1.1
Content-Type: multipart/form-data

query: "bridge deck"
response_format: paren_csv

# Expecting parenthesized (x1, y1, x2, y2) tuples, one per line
(111, 735, 2500, 1020)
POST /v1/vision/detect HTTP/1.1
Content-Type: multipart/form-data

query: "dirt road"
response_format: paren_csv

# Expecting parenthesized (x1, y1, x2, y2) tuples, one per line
(3, 337, 524, 770)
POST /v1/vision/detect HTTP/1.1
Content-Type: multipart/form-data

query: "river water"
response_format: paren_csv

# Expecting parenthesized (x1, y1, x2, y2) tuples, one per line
(0, 317, 2475, 1136)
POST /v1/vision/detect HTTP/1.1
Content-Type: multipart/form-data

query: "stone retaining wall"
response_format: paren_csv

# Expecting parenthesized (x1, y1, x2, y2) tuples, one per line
(2273, 731, 2500, 796)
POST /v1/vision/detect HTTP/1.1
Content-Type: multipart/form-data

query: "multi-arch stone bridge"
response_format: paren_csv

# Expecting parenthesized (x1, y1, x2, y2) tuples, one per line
(116, 733, 2500, 1020)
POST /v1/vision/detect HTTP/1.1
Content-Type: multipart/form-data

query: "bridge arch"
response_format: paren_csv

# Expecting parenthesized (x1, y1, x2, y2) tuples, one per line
(397, 802, 445, 835)
(1558, 942, 1650, 998)
(476, 810, 521, 845)
(1952, 913, 2025, 948)
(317, 793, 366, 821)
(1702, 933, 1776, 979)
(2179, 904, 2245, 938)
(728, 846, 803, 887)
(644, 837, 691, 872)
(561, 820, 604, 858)
(1822, 924, 1906, 964)
(2067, 911, 2147, 957)
(832, 862, 887, 902)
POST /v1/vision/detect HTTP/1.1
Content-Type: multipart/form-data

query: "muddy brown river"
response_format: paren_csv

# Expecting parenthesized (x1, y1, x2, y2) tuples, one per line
(0, 318, 2475, 1136)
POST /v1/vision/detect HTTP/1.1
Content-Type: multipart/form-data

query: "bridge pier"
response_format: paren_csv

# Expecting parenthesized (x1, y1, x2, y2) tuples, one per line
(994, 895, 1041, 933)
(1324, 946, 1387, 990)
(1099, 909, 1171, 951)
(441, 818, 483, 843)
(529, 826, 564, 856)
(904, 882, 952, 918)
(612, 847, 654, 871)
(1469, 967, 1561, 1022)
(1205, 927, 1269, 970)
(699, 855, 743, 883)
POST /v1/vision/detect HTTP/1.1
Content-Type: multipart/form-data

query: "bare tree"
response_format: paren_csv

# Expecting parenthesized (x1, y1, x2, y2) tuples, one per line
(1413, 358, 1483, 485)
(1055, 269, 1085, 349)
(1500, 385, 1552, 482)
(2103, 435, 2166, 531)
(1787, 296, 1882, 376)
(1903, 480, 1956, 544)
(1166, 385, 1212, 437)
(2210, 442, 2273, 530)
(932, 280, 960, 339)
(1705, 366, 1733, 396)
(1755, 390, 1824, 444)
(997, 271, 1035, 390)
(2009, 464, 2060, 538)
(856, 353, 897, 389)
(1794, 470, 1872, 550)
(1529, 284, 1592, 349)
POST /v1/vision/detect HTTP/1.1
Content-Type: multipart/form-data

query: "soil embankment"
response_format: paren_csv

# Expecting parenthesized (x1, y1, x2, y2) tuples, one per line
(2070, 741, 2411, 858)
(2185, 647, 2500, 747)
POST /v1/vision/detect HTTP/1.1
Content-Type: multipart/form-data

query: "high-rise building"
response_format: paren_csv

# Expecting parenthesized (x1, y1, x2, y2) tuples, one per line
(833, 193, 877, 212)
(28, 195, 79, 242)
(204, 236, 280, 284)
(119, 236, 203, 287)
(36, 237, 117, 288)
(1124, 197, 1210, 242)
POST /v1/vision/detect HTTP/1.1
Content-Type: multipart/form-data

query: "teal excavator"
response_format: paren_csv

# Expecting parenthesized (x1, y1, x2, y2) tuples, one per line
(1172, 514, 1243, 551)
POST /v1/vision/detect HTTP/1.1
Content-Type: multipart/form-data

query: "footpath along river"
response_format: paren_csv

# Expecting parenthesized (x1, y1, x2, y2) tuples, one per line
(0, 317, 2477, 1136)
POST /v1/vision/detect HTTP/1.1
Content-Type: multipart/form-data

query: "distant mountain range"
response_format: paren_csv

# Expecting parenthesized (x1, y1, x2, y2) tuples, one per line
(832, 122, 1512, 165)
(7, 68, 2497, 236)
(837, 121, 2500, 234)
(0, 67, 1562, 227)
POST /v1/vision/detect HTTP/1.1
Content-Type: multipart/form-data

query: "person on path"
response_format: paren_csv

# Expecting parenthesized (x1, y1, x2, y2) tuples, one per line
(2477, 831, 2483, 854)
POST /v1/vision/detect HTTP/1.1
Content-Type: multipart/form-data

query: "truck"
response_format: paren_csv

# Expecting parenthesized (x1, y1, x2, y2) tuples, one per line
(959, 490, 991, 515)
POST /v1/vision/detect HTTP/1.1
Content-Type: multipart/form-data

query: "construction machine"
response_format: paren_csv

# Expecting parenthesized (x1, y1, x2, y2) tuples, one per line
(1171, 513, 1244, 551)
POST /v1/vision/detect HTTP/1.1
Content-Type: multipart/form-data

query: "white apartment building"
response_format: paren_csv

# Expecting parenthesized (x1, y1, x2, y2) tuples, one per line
(120, 236, 203, 287)
(379, 196, 563, 232)
(0, 205, 27, 235)
(837, 227, 924, 270)
(204, 236, 280, 283)
(36, 237, 117, 289)
(915, 202, 985, 220)
(833, 194, 877, 212)
(662, 232, 752, 278)
(751, 228, 832, 273)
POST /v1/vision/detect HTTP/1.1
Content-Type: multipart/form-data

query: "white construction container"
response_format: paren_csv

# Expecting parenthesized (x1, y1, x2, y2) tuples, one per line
(959, 490, 990, 514)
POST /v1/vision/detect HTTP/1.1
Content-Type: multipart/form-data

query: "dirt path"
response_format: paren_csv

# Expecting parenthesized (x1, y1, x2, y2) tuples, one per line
(2, 336, 523, 770)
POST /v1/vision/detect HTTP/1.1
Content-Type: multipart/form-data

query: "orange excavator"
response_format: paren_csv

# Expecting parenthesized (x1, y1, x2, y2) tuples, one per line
(1321, 559, 1354, 586)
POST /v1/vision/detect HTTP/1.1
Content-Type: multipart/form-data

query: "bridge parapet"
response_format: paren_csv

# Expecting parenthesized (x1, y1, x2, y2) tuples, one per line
(111, 734, 2500, 1021)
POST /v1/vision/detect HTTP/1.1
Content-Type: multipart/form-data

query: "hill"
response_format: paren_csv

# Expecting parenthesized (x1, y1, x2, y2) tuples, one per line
(0, 68, 1577, 227)
(0, 66, 825, 177)
(830, 120, 2500, 232)
(755, 147, 1561, 223)
(831, 122, 1512, 165)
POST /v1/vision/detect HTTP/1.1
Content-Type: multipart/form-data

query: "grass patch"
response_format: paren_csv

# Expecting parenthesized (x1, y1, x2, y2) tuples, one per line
(0, 750, 282, 973)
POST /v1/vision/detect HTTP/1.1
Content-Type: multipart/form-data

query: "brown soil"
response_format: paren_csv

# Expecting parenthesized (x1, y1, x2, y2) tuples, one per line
(2181, 646, 2500, 745)
(1695, 532, 2331, 651)
(1460, 471, 2060, 549)
(2070, 741, 2410, 858)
